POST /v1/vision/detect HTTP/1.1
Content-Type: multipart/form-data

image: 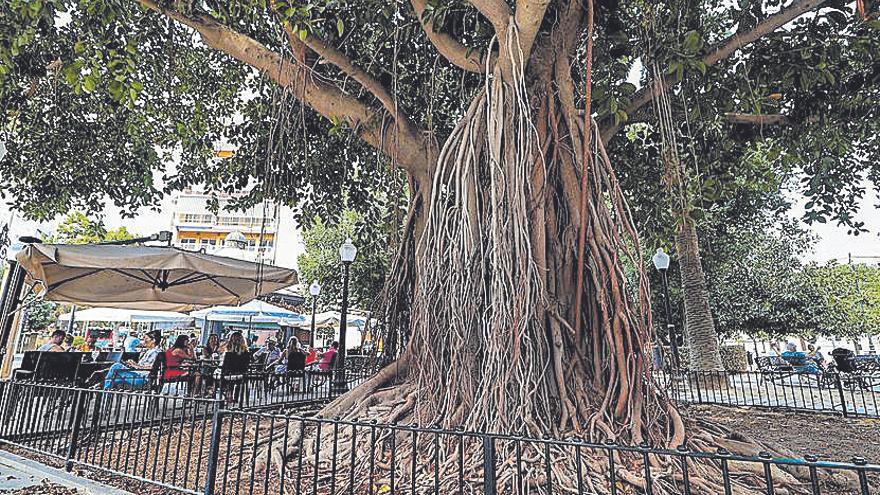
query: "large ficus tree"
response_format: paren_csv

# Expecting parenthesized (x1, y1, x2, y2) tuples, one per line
(2, 0, 878, 492)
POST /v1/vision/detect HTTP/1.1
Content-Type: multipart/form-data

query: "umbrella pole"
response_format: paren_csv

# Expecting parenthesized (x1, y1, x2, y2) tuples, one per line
(67, 305, 77, 334)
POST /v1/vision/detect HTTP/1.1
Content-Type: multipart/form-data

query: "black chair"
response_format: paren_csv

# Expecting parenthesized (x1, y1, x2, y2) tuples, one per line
(33, 353, 82, 384)
(831, 348, 871, 389)
(147, 351, 192, 394)
(287, 351, 307, 375)
(265, 350, 307, 392)
(217, 352, 251, 406)
(12, 351, 42, 381)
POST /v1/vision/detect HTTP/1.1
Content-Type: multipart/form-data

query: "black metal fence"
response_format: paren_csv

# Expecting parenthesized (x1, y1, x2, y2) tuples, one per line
(0, 380, 217, 493)
(1, 381, 879, 494)
(665, 370, 880, 418)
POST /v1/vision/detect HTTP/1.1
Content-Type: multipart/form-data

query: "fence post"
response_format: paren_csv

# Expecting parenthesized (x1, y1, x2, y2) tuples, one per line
(203, 402, 226, 495)
(834, 372, 849, 418)
(482, 435, 496, 495)
(694, 372, 703, 404)
(65, 388, 87, 472)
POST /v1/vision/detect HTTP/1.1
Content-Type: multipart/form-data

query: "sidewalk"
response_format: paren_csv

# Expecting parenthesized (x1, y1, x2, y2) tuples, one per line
(0, 451, 133, 495)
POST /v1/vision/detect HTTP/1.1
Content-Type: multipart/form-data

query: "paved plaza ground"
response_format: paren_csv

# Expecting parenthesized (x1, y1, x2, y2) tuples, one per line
(0, 450, 132, 494)
(668, 372, 880, 417)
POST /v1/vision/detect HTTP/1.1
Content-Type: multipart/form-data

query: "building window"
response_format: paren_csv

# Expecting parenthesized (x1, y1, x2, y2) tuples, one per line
(179, 213, 213, 224)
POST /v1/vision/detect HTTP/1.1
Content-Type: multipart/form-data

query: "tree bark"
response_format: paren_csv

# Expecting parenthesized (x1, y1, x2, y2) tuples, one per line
(676, 217, 724, 371)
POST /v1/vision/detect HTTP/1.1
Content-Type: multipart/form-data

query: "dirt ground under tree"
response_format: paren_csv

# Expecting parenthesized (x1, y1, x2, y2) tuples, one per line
(2, 405, 878, 494)
(680, 404, 880, 463)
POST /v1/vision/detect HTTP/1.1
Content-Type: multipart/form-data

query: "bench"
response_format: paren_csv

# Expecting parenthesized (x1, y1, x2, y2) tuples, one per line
(756, 354, 825, 385)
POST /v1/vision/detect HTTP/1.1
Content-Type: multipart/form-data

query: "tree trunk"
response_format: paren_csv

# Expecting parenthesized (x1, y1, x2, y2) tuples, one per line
(248, 23, 836, 495)
(676, 218, 724, 371)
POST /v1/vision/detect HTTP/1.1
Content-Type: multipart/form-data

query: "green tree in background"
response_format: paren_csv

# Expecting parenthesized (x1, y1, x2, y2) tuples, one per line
(705, 219, 835, 340)
(24, 298, 56, 332)
(808, 263, 880, 338)
(297, 211, 389, 312)
(47, 212, 136, 244)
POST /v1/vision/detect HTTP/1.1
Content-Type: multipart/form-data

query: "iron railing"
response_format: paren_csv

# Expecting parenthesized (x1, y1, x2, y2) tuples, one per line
(664, 370, 880, 418)
(1, 381, 878, 494)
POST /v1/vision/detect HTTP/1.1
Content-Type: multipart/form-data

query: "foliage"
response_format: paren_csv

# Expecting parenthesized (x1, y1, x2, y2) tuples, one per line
(807, 262, 880, 337)
(45, 212, 136, 244)
(297, 210, 390, 312)
(703, 218, 835, 339)
(24, 298, 55, 332)
(0, 0, 875, 230)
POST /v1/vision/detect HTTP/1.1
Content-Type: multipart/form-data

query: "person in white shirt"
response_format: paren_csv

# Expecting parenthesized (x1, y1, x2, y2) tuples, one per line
(103, 330, 162, 389)
(254, 338, 281, 363)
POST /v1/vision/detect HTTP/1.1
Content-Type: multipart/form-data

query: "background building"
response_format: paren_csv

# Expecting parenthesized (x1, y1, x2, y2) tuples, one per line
(170, 189, 298, 266)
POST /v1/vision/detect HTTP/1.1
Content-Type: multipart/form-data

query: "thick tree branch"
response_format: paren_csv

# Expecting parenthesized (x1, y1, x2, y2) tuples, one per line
(138, 0, 435, 176)
(724, 112, 791, 125)
(599, 0, 828, 143)
(469, 0, 513, 34)
(266, 2, 401, 117)
(410, 0, 486, 73)
(514, 0, 552, 61)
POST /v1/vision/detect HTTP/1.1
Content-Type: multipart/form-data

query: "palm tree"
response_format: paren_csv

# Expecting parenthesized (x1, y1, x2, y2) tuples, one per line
(676, 218, 724, 371)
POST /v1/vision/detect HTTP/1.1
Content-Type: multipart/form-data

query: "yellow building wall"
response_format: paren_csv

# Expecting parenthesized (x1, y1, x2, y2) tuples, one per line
(177, 231, 275, 243)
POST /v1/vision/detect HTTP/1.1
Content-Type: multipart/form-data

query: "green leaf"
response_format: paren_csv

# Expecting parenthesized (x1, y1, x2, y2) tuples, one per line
(83, 75, 96, 92)
(683, 30, 702, 52)
(336, 19, 344, 37)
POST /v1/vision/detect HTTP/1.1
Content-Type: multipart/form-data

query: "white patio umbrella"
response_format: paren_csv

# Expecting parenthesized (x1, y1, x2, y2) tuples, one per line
(190, 299, 305, 326)
(16, 243, 298, 311)
(57, 307, 194, 325)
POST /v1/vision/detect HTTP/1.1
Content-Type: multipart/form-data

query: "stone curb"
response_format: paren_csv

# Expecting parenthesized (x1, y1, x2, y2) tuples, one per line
(0, 450, 133, 494)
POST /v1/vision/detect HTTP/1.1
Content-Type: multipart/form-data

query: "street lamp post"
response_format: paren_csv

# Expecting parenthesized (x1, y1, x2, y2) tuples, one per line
(652, 248, 681, 369)
(334, 238, 357, 392)
(309, 280, 321, 348)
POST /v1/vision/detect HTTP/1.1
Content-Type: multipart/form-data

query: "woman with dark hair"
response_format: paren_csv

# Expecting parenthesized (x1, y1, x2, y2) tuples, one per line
(103, 330, 163, 390)
(164, 334, 196, 384)
(202, 334, 220, 359)
(220, 331, 249, 355)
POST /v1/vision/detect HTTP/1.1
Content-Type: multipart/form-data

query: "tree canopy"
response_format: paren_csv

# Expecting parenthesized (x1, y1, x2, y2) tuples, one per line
(0, 0, 877, 229)
(808, 261, 880, 337)
(45, 211, 136, 244)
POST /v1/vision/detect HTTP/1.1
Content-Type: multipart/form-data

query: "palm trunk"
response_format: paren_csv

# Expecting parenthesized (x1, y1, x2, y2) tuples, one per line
(676, 218, 724, 371)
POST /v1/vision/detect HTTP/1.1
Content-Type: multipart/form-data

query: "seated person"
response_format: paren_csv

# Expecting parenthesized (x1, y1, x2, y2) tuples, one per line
(254, 338, 282, 364)
(164, 335, 196, 381)
(774, 342, 818, 373)
(77, 333, 99, 352)
(314, 341, 339, 371)
(268, 338, 306, 374)
(807, 344, 826, 369)
(37, 330, 67, 352)
(267, 338, 307, 389)
(305, 347, 318, 365)
(217, 331, 249, 404)
(103, 330, 162, 389)
(202, 334, 220, 359)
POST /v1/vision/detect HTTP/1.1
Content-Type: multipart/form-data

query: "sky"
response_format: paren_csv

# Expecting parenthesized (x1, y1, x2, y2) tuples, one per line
(789, 187, 880, 264)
